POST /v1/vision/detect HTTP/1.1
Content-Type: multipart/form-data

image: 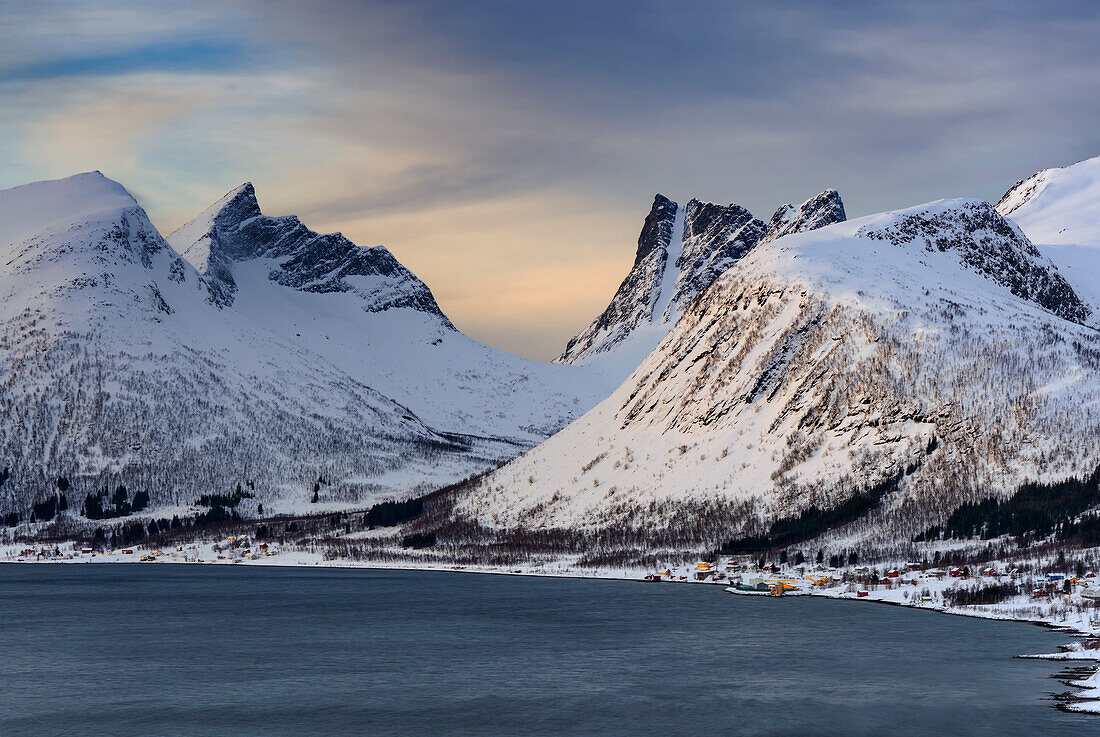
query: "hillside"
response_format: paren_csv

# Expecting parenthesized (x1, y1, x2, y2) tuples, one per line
(451, 197, 1100, 551)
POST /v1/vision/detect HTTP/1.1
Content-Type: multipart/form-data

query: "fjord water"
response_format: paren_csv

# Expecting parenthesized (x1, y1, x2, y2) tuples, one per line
(0, 566, 1092, 737)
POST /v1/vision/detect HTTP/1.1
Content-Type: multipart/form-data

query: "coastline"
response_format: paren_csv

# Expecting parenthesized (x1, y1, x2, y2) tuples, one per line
(7, 540, 1100, 712)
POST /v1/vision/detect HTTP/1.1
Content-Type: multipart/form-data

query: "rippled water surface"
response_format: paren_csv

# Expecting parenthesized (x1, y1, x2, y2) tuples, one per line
(1, 564, 1095, 736)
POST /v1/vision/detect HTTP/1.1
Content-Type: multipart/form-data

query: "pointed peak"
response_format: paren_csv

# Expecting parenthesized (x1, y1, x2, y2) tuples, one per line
(635, 194, 679, 264)
(212, 182, 261, 222)
(761, 189, 846, 245)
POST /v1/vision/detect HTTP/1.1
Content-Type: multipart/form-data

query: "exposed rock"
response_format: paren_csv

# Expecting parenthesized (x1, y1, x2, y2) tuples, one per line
(760, 189, 846, 245)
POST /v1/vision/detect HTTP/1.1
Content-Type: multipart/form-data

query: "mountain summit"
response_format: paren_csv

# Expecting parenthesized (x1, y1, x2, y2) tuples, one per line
(169, 183, 446, 319)
(557, 189, 846, 380)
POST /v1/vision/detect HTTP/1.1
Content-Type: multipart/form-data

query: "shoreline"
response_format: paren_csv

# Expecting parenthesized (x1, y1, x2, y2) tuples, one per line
(7, 548, 1100, 634)
(7, 549, 1100, 711)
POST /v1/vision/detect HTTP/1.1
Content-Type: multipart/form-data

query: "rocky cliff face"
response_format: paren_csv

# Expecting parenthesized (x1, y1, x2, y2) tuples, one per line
(859, 199, 1089, 324)
(170, 183, 447, 319)
(557, 189, 846, 382)
(665, 200, 764, 322)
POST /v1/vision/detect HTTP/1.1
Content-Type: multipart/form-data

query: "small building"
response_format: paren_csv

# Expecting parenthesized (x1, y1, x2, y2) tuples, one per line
(886, 569, 900, 578)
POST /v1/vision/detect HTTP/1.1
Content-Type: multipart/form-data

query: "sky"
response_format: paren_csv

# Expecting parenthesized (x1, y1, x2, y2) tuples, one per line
(2, 1, 1100, 359)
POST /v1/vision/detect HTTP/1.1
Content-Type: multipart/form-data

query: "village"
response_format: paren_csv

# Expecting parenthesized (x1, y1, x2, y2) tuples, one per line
(630, 555, 1100, 637)
(7, 537, 282, 565)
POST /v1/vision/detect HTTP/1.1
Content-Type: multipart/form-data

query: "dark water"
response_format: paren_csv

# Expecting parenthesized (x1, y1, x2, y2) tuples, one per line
(0, 565, 1095, 737)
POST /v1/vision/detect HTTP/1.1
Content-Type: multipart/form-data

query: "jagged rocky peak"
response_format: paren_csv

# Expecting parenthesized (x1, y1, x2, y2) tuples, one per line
(760, 188, 846, 245)
(634, 194, 678, 264)
(858, 199, 1090, 324)
(168, 183, 448, 319)
(679, 199, 763, 273)
(558, 192, 772, 369)
(557, 186, 848, 371)
(664, 199, 765, 320)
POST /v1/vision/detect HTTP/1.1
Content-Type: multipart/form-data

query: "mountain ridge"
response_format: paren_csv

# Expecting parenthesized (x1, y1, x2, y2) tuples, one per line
(450, 195, 1100, 550)
(556, 188, 847, 381)
(0, 172, 608, 521)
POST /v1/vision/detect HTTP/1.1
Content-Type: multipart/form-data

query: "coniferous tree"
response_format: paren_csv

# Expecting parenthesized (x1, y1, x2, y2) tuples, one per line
(131, 490, 150, 513)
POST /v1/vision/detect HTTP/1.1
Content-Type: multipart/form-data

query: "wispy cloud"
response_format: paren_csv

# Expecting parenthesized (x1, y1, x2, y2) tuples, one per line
(2, 1, 1099, 358)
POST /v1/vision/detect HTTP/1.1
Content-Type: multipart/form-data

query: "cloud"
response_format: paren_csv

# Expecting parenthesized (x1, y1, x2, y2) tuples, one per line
(2, 1, 1100, 359)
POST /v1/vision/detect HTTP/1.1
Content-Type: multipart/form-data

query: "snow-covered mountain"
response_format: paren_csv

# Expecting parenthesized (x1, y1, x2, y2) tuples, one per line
(455, 196, 1100, 547)
(556, 190, 845, 382)
(0, 173, 604, 518)
(167, 183, 605, 443)
(997, 154, 1100, 318)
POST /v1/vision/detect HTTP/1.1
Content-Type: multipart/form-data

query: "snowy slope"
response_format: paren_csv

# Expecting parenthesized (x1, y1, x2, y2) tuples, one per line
(456, 198, 1100, 545)
(0, 173, 604, 518)
(167, 183, 607, 443)
(556, 190, 844, 383)
(997, 154, 1100, 317)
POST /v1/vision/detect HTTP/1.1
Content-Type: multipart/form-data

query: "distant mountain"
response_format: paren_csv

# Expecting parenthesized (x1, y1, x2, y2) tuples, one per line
(454, 196, 1099, 549)
(168, 183, 445, 316)
(556, 189, 845, 382)
(0, 173, 605, 522)
(168, 183, 605, 444)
